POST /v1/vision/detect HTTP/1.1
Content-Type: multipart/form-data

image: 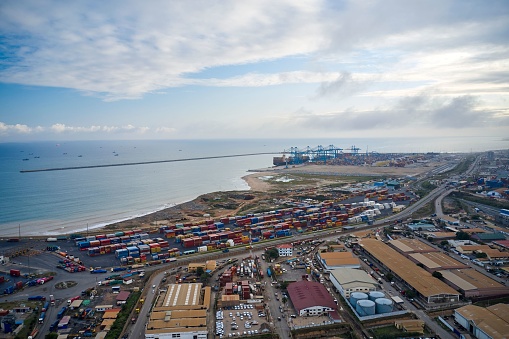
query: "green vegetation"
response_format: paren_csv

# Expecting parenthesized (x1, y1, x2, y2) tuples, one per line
(105, 291, 142, 339)
(14, 312, 37, 339)
(435, 155, 476, 179)
(449, 191, 509, 210)
(414, 180, 437, 198)
(432, 271, 443, 279)
(45, 333, 59, 339)
(456, 231, 471, 240)
(265, 248, 279, 260)
(413, 200, 435, 219)
(370, 325, 425, 339)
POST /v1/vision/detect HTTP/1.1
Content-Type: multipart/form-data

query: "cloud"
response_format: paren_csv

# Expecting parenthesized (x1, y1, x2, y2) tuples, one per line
(1, 0, 507, 102)
(0, 122, 37, 134)
(49, 123, 150, 134)
(289, 93, 508, 132)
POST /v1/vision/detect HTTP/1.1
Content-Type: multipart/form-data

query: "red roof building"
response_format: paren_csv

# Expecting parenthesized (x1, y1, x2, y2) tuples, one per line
(287, 281, 337, 316)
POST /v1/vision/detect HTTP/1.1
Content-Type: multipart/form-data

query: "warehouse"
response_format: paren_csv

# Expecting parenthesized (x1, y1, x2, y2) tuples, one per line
(454, 303, 509, 339)
(329, 268, 379, 298)
(388, 238, 439, 254)
(359, 239, 460, 304)
(407, 252, 468, 272)
(317, 252, 361, 271)
(145, 283, 210, 339)
(287, 280, 337, 317)
(438, 269, 509, 298)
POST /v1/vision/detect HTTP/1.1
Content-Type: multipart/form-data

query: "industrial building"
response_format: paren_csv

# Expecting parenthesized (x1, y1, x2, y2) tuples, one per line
(287, 280, 337, 317)
(329, 268, 379, 298)
(316, 251, 361, 271)
(277, 243, 293, 256)
(407, 252, 468, 272)
(454, 303, 509, 339)
(187, 260, 216, 272)
(145, 283, 210, 339)
(388, 238, 439, 254)
(359, 239, 460, 304)
(438, 269, 509, 298)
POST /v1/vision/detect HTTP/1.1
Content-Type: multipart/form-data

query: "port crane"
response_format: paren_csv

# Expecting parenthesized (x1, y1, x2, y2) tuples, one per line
(279, 144, 359, 165)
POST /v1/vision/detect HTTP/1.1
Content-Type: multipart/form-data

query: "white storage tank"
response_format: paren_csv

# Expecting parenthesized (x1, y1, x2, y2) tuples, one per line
(368, 291, 385, 301)
(356, 299, 376, 316)
(375, 298, 393, 314)
(349, 292, 368, 307)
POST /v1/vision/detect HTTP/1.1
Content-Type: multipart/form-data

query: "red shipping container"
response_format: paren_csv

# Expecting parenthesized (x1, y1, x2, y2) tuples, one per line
(9, 269, 20, 277)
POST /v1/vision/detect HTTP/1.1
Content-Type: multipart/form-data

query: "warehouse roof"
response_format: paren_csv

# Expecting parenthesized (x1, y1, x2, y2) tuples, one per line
(330, 268, 378, 286)
(456, 304, 509, 339)
(408, 252, 467, 270)
(389, 238, 437, 253)
(162, 283, 203, 307)
(439, 269, 505, 291)
(360, 239, 459, 299)
(287, 280, 337, 313)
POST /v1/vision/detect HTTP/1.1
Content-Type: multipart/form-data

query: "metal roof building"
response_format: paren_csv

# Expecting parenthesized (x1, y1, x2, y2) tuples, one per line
(359, 239, 460, 304)
(145, 283, 209, 339)
(317, 252, 361, 271)
(287, 280, 337, 317)
(329, 268, 379, 298)
(454, 303, 509, 339)
(438, 269, 509, 298)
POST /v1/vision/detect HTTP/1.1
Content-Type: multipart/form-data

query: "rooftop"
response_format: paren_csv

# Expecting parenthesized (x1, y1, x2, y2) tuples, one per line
(360, 239, 459, 299)
(329, 268, 378, 286)
(439, 269, 506, 291)
(408, 252, 467, 270)
(456, 303, 509, 339)
(287, 280, 337, 312)
(389, 238, 438, 253)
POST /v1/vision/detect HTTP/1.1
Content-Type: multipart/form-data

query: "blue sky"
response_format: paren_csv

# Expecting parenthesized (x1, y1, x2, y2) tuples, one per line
(1, 0, 508, 141)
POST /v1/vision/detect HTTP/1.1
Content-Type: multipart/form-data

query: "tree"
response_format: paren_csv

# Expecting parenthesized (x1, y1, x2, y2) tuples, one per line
(45, 334, 58, 339)
(475, 252, 487, 258)
(385, 272, 394, 282)
(282, 296, 288, 305)
(432, 271, 443, 279)
(456, 231, 470, 240)
(266, 248, 279, 260)
(440, 240, 449, 247)
(196, 267, 205, 276)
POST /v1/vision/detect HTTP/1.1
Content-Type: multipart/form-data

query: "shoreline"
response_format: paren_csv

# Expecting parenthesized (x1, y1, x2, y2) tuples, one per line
(3, 161, 445, 238)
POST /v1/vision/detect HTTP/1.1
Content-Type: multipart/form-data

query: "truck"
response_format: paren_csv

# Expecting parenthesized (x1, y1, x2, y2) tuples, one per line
(90, 269, 107, 274)
(28, 295, 46, 301)
(9, 269, 21, 277)
(222, 248, 230, 253)
(50, 295, 56, 305)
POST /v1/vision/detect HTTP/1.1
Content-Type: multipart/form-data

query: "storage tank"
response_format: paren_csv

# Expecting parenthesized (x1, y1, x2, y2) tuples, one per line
(356, 299, 376, 316)
(368, 291, 385, 301)
(375, 298, 393, 314)
(349, 292, 368, 307)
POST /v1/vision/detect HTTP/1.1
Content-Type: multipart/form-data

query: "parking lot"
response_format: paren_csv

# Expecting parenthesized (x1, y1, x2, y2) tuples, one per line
(216, 303, 266, 337)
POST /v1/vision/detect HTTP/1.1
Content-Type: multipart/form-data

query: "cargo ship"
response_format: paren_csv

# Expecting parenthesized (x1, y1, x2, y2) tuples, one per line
(273, 155, 309, 166)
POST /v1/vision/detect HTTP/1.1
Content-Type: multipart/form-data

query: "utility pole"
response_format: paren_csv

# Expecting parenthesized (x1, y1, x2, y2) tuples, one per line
(18, 224, 21, 241)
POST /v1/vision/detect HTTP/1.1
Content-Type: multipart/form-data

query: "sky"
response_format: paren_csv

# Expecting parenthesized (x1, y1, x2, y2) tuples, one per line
(1, 0, 508, 142)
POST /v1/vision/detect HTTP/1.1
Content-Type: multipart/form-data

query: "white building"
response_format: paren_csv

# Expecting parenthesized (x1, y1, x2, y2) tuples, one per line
(454, 303, 509, 339)
(287, 280, 337, 317)
(329, 268, 379, 298)
(277, 244, 293, 257)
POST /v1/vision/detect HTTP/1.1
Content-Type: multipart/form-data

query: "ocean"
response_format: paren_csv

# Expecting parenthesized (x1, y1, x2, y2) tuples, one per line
(1, 137, 507, 237)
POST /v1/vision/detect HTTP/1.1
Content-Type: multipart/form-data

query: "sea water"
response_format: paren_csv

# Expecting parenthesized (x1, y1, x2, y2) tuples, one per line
(0, 137, 507, 237)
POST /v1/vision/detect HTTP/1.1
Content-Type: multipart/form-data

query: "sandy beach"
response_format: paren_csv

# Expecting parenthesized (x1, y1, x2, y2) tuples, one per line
(97, 161, 440, 234)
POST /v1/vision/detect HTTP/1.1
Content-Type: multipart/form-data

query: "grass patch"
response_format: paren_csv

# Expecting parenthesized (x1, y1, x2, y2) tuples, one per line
(105, 291, 141, 339)
(14, 312, 38, 339)
(369, 325, 425, 339)
(449, 191, 509, 210)
(414, 181, 437, 198)
(412, 200, 435, 219)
